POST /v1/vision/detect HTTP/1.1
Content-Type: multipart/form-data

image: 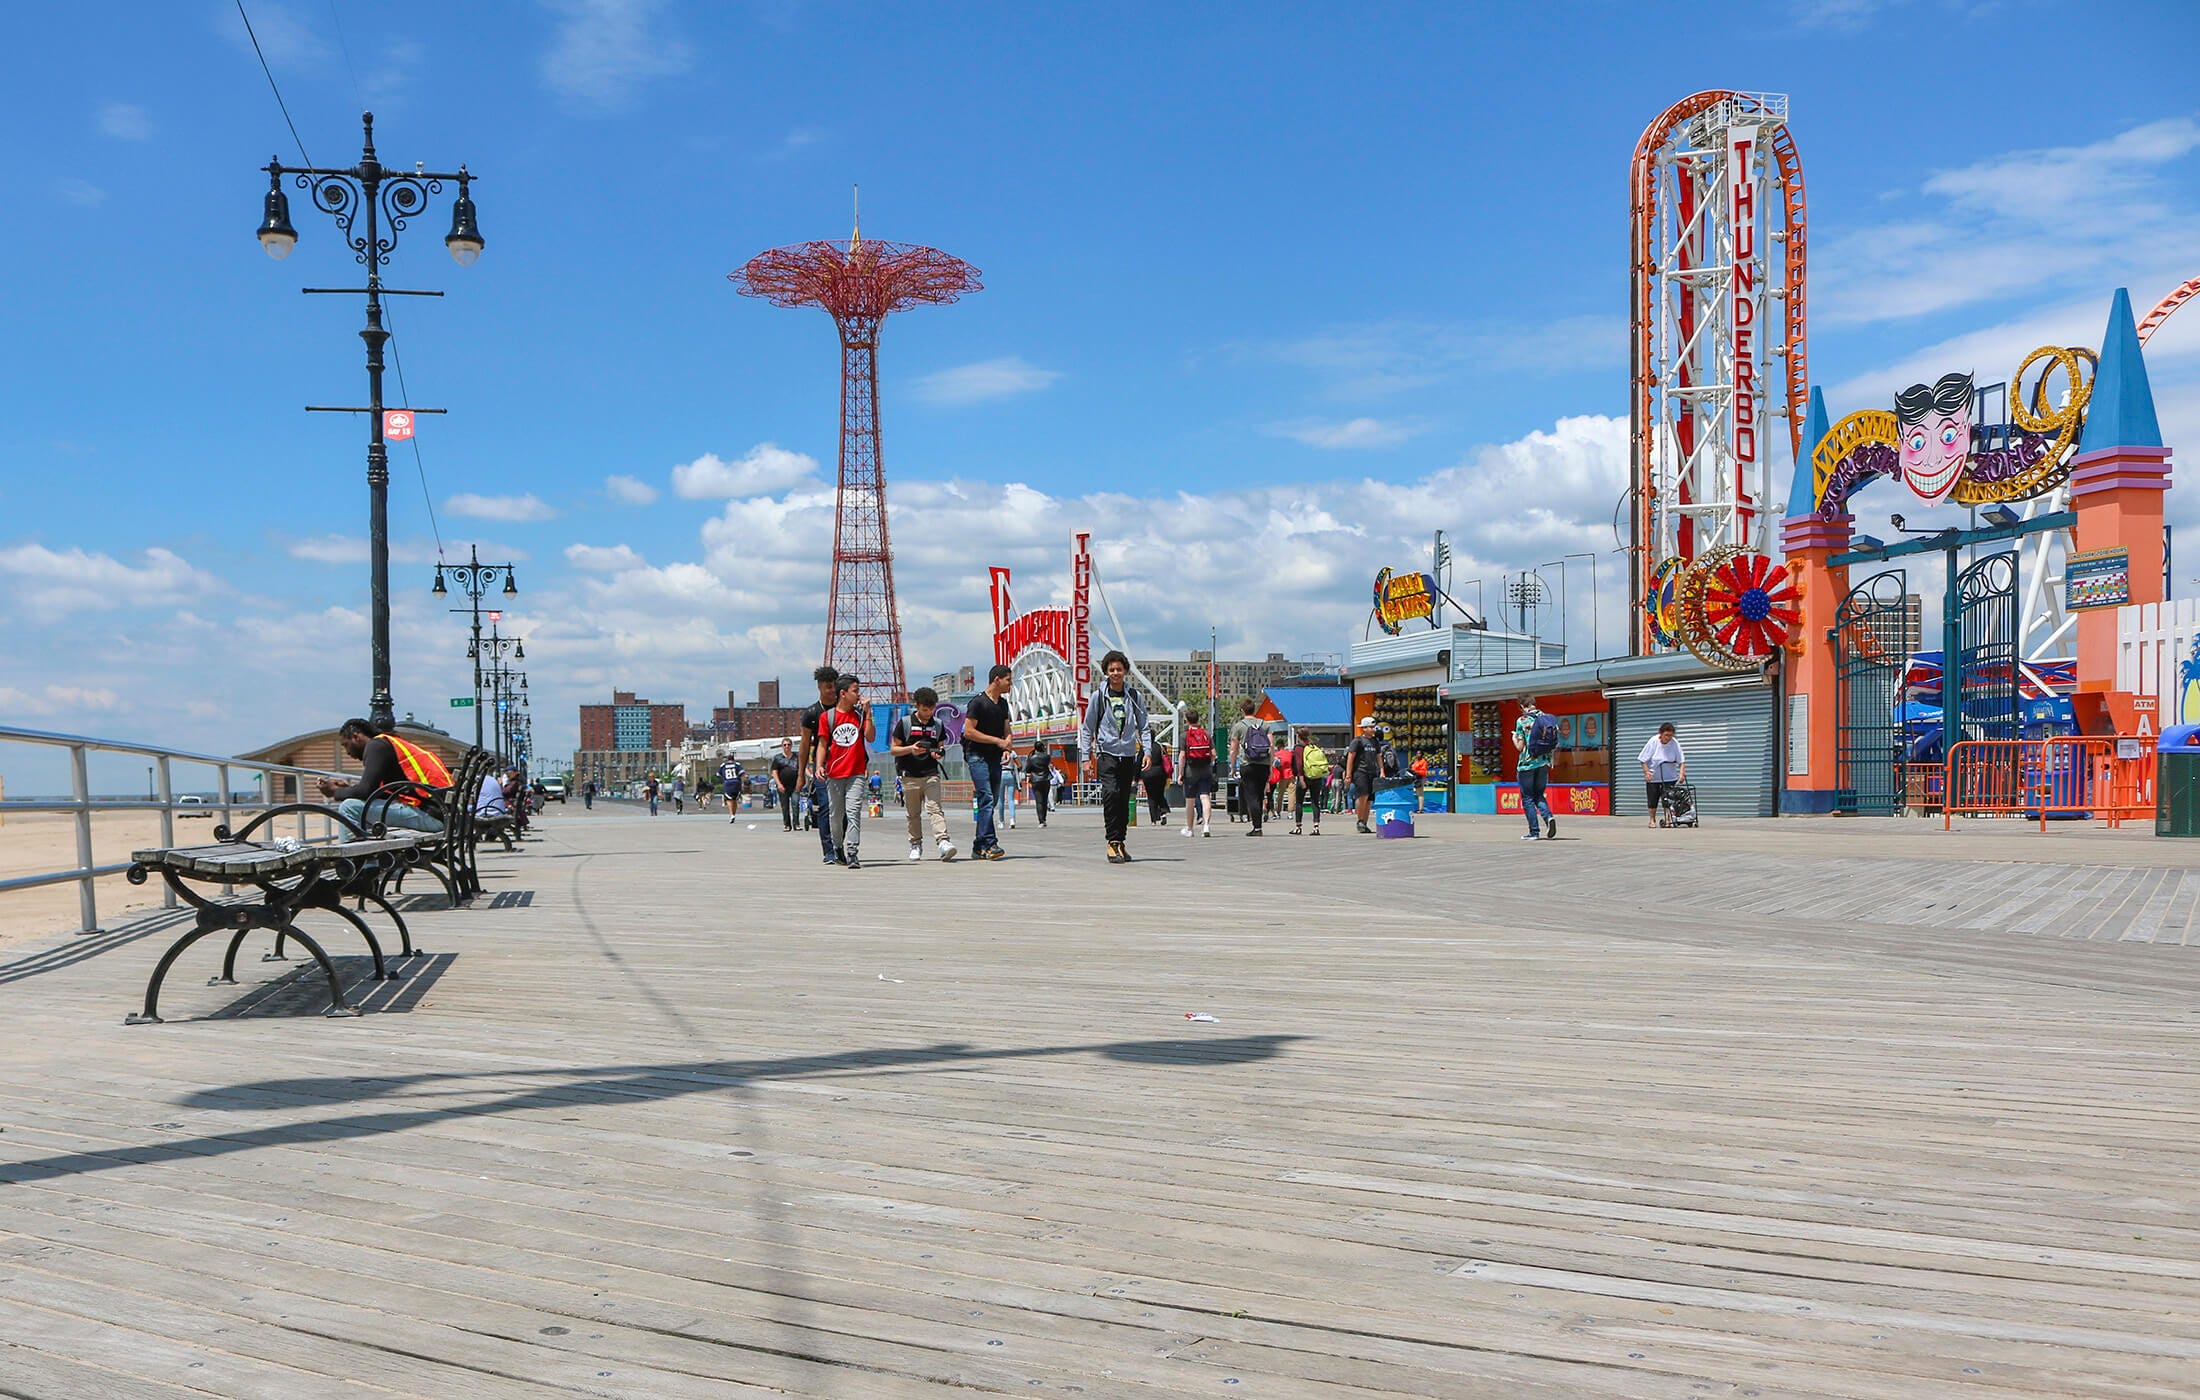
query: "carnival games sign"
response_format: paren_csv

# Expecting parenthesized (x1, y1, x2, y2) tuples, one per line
(1372, 568, 1438, 635)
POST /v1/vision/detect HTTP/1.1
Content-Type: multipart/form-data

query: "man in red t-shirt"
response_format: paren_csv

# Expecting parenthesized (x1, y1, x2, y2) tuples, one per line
(815, 672, 876, 868)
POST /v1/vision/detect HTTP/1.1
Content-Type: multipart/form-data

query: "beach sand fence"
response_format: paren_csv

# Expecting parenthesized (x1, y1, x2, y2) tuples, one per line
(0, 725, 345, 948)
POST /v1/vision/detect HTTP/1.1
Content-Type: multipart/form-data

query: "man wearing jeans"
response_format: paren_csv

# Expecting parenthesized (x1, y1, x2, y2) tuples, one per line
(961, 663, 1014, 860)
(1512, 698, 1556, 840)
(317, 718, 447, 835)
(797, 665, 840, 864)
(817, 673, 875, 869)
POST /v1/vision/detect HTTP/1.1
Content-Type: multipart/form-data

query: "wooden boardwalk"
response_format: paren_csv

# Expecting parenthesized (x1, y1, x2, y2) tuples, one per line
(1, 805, 2196, 1397)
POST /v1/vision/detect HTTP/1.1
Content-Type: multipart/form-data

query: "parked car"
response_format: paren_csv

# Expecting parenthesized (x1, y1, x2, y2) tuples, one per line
(538, 777, 568, 804)
(177, 795, 212, 819)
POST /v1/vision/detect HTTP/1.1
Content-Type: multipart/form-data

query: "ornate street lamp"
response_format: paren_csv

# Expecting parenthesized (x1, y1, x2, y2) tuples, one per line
(431, 544, 518, 751)
(258, 111, 483, 731)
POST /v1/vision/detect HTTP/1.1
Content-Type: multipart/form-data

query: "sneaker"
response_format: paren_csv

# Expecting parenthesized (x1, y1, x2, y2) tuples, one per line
(1357, 821, 1372, 835)
(1119, 843, 1132, 862)
(1009, 819, 1017, 829)
(1544, 818, 1558, 840)
(1201, 822, 1211, 838)
(1105, 841, 1124, 864)
(1310, 827, 1322, 836)
(982, 847, 1007, 861)
(1182, 825, 1195, 838)
(846, 853, 862, 869)
(939, 841, 957, 862)
(822, 853, 838, 865)
(1246, 828, 1262, 837)
(909, 845, 923, 862)
(1289, 826, 1302, 835)
(1520, 832, 1541, 840)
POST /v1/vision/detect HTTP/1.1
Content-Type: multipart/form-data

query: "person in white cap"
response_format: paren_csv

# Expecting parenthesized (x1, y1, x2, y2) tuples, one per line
(1344, 716, 1385, 834)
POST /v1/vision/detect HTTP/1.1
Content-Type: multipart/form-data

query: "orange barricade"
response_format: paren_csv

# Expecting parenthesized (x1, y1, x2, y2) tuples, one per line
(1944, 736, 2155, 830)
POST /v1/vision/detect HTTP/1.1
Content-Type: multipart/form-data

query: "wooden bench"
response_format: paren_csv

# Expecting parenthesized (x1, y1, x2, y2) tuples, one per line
(124, 832, 431, 1023)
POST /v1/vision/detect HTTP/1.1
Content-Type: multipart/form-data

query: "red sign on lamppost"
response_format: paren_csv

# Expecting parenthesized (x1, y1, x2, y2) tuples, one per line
(383, 409, 416, 441)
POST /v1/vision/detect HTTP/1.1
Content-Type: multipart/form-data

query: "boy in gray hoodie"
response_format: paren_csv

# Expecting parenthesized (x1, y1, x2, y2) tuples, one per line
(1080, 649, 1149, 864)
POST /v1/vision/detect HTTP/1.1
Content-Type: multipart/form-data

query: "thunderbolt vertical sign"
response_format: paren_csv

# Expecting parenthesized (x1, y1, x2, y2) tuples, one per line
(1071, 533, 1093, 717)
(1729, 125, 1760, 544)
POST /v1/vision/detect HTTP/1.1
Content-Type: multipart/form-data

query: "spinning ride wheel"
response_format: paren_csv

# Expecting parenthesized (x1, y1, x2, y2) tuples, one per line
(1642, 557, 1685, 648)
(1680, 548, 1798, 671)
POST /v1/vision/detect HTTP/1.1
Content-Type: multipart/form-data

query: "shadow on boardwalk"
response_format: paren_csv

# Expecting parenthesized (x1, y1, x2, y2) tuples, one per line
(0, 1034, 1306, 1185)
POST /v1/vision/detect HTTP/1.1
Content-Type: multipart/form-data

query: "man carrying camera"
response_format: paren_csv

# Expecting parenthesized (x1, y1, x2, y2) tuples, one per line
(890, 685, 958, 862)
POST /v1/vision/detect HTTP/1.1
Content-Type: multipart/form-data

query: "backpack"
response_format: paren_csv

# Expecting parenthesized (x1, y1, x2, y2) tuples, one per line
(1185, 725, 1214, 760)
(1243, 724, 1272, 762)
(1379, 743, 1402, 778)
(1301, 744, 1330, 779)
(1526, 712, 1560, 759)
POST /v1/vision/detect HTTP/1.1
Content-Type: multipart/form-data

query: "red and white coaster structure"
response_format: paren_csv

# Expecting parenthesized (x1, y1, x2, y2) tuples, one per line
(1630, 91, 1809, 666)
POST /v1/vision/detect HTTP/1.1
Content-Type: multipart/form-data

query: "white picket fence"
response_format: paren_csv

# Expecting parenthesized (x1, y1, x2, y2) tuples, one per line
(2115, 597, 2200, 711)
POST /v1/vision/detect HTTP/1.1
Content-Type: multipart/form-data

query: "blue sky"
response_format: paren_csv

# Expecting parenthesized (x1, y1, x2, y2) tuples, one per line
(3, 0, 2198, 785)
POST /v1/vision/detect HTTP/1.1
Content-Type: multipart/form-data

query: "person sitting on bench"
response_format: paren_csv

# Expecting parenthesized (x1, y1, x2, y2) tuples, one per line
(315, 718, 449, 834)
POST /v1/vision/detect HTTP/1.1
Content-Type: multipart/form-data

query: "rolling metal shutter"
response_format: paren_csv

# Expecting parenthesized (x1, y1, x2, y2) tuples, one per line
(1610, 681, 1776, 817)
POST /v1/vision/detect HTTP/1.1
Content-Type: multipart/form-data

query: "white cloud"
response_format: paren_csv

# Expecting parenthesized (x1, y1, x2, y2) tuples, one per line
(214, 1, 326, 66)
(0, 543, 222, 621)
(284, 535, 530, 565)
(0, 684, 121, 717)
(671, 443, 819, 499)
(1268, 417, 1422, 450)
(565, 543, 646, 572)
(56, 179, 105, 207)
(1790, 0, 1896, 30)
(910, 356, 1063, 406)
(764, 127, 825, 161)
(96, 103, 152, 140)
(1819, 117, 2200, 327)
(540, 0, 692, 110)
(448, 493, 557, 523)
(524, 414, 1633, 712)
(1240, 315, 1622, 399)
(604, 474, 659, 505)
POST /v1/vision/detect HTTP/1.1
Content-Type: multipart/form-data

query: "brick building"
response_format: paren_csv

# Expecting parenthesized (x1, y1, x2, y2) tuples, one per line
(578, 690, 686, 753)
(709, 683, 807, 741)
(1135, 651, 1307, 709)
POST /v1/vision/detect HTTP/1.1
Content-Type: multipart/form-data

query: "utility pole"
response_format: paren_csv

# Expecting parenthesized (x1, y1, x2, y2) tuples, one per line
(1432, 530, 1451, 627)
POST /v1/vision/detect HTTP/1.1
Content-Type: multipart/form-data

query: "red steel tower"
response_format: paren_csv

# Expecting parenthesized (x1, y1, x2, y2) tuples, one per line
(731, 218, 981, 700)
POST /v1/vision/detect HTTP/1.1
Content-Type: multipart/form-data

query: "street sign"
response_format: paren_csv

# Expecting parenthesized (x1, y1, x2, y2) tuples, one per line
(384, 409, 416, 441)
(450, 697, 475, 708)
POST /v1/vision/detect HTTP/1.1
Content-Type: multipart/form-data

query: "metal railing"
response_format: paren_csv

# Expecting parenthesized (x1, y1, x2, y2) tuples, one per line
(0, 723, 348, 934)
(1943, 736, 2156, 830)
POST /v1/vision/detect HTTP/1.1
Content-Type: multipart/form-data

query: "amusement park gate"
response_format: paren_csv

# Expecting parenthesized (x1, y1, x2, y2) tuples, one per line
(1834, 570, 1907, 814)
(1956, 552, 2020, 745)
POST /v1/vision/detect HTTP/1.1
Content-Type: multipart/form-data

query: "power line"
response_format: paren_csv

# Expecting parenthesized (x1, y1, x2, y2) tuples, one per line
(382, 303, 448, 559)
(235, 0, 311, 165)
(241, 0, 447, 560)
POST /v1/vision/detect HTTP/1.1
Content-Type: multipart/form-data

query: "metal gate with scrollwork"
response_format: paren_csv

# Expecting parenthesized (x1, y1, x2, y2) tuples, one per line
(1835, 569, 1908, 814)
(1956, 551, 2019, 744)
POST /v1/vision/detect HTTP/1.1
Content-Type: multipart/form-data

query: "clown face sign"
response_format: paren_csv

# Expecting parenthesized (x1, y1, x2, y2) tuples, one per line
(1893, 371, 1974, 504)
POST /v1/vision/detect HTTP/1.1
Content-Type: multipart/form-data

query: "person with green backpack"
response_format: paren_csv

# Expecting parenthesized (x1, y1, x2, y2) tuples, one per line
(1513, 697, 1560, 840)
(1292, 735, 1330, 835)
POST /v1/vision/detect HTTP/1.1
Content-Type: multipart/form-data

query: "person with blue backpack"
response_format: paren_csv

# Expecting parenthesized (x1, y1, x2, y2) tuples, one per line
(1513, 698, 1560, 840)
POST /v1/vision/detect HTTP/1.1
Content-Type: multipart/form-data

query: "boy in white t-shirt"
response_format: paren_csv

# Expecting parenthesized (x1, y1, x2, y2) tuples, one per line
(1639, 723, 1686, 828)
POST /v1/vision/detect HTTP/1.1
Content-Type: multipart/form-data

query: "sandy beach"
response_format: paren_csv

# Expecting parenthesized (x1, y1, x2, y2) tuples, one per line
(0, 809, 242, 947)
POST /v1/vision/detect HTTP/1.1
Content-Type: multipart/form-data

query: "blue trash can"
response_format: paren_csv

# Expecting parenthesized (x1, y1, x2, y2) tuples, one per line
(1372, 778, 1417, 838)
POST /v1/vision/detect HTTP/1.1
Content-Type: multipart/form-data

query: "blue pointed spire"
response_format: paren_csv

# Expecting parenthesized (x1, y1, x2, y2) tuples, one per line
(1785, 385, 1831, 518)
(2078, 288, 2163, 454)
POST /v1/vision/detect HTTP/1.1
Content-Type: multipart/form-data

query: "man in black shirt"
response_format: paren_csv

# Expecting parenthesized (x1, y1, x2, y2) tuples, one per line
(1344, 716, 1385, 835)
(1024, 741, 1056, 828)
(314, 718, 446, 833)
(796, 664, 840, 862)
(961, 663, 1014, 859)
(769, 738, 801, 831)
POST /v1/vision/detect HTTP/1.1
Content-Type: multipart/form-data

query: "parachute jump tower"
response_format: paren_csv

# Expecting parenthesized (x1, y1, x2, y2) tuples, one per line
(1630, 91, 1809, 663)
(732, 205, 982, 701)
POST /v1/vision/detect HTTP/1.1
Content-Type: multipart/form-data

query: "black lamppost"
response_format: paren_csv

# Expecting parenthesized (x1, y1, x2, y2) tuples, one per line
(257, 111, 484, 731)
(480, 623, 524, 758)
(432, 545, 517, 750)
